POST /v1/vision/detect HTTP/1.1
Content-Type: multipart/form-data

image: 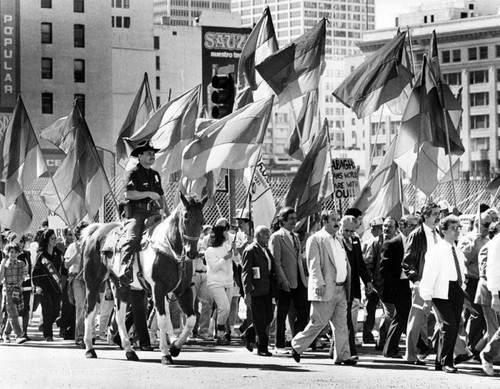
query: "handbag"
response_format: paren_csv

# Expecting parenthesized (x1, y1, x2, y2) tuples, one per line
(11, 284, 22, 303)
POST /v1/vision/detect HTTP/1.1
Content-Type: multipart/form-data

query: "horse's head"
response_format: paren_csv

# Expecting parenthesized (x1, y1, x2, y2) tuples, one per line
(179, 192, 207, 259)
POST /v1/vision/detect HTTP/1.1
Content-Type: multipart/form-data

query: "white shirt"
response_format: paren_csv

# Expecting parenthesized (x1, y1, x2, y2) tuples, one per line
(420, 240, 466, 300)
(328, 234, 347, 283)
(423, 223, 440, 249)
(487, 233, 500, 294)
(399, 232, 408, 279)
(258, 244, 272, 271)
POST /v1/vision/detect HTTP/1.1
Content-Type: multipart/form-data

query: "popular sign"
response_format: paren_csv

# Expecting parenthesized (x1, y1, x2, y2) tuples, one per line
(0, 0, 19, 112)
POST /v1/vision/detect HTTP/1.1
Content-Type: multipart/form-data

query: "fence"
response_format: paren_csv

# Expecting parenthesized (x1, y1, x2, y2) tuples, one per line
(21, 175, 499, 233)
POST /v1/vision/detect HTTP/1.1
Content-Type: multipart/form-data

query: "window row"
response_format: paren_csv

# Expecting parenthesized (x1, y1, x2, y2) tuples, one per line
(112, 16, 131, 28)
(42, 93, 85, 116)
(42, 0, 84, 12)
(41, 58, 85, 83)
(112, 0, 130, 8)
(442, 45, 499, 63)
(42, 23, 84, 47)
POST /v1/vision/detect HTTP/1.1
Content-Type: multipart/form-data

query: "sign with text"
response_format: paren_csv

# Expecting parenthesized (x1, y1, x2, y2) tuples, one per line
(0, 0, 20, 112)
(332, 158, 360, 199)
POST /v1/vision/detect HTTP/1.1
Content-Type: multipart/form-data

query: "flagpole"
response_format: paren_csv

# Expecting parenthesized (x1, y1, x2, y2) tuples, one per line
(325, 118, 338, 213)
(442, 105, 458, 209)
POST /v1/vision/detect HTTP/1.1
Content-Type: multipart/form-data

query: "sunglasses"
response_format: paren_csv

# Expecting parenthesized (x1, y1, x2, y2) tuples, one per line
(343, 229, 355, 233)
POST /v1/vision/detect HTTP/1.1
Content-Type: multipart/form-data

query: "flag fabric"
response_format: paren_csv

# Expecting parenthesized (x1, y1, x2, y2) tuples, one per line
(282, 120, 332, 220)
(235, 6, 278, 108)
(40, 104, 112, 227)
(351, 138, 405, 238)
(332, 31, 413, 119)
(182, 96, 274, 180)
(40, 115, 73, 154)
(0, 187, 33, 235)
(126, 85, 200, 180)
(243, 155, 276, 228)
(116, 73, 154, 167)
(286, 89, 318, 161)
(0, 96, 47, 207)
(256, 19, 326, 106)
(386, 39, 414, 115)
(486, 175, 500, 200)
(428, 30, 441, 82)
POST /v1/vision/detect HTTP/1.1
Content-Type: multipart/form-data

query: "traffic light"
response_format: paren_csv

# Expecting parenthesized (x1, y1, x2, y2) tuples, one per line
(211, 74, 234, 119)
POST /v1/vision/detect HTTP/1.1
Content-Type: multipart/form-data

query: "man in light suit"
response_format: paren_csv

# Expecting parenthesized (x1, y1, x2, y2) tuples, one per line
(241, 226, 275, 357)
(270, 207, 309, 354)
(291, 210, 356, 365)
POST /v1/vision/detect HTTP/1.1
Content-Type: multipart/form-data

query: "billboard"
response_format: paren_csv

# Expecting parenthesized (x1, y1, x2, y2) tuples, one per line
(0, 0, 20, 113)
(201, 26, 251, 107)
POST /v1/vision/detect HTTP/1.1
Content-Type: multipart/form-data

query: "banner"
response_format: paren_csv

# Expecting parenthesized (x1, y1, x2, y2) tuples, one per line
(332, 158, 360, 199)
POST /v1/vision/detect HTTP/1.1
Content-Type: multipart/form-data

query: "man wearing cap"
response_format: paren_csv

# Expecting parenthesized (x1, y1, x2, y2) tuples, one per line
(119, 141, 166, 286)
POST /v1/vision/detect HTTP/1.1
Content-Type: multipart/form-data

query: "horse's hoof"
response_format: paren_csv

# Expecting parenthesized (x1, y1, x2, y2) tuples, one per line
(85, 349, 97, 359)
(126, 351, 139, 361)
(170, 344, 181, 357)
(161, 355, 174, 365)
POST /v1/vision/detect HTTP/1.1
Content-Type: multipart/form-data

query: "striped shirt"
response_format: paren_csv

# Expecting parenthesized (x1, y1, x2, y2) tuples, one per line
(2, 259, 26, 286)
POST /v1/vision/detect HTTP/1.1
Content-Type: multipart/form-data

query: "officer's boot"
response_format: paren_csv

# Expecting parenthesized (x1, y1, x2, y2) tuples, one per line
(118, 253, 134, 286)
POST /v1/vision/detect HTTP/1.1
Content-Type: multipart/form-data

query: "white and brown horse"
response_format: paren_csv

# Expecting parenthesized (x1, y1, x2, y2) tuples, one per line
(82, 193, 206, 364)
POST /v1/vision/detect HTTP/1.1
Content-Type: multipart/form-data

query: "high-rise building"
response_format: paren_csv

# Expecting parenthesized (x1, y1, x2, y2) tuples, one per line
(358, 1, 500, 180)
(153, 0, 232, 26)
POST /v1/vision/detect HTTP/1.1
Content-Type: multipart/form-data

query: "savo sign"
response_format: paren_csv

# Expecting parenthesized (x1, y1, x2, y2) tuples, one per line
(0, 0, 18, 111)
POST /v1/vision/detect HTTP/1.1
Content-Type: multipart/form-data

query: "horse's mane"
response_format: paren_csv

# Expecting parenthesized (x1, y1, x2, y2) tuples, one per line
(80, 223, 103, 242)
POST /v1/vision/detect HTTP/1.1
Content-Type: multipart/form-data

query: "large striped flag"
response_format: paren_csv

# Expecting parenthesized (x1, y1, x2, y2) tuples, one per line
(116, 73, 154, 167)
(286, 89, 318, 161)
(40, 103, 112, 227)
(126, 85, 200, 181)
(182, 96, 274, 180)
(0, 96, 47, 207)
(256, 19, 326, 106)
(235, 6, 278, 109)
(332, 31, 413, 119)
(283, 120, 332, 220)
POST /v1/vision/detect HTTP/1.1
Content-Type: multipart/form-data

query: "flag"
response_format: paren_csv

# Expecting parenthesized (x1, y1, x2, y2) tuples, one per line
(40, 115, 73, 154)
(394, 57, 463, 196)
(286, 89, 318, 160)
(126, 85, 200, 181)
(486, 175, 500, 199)
(332, 31, 413, 119)
(116, 73, 154, 167)
(256, 19, 326, 106)
(428, 30, 441, 82)
(182, 96, 274, 180)
(243, 155, 276, 228)
(386, 39, 414, 115)
(352, 137, 405, 237)
(235, 6, 278, 108)
(40, 103, 112, 227)
(0, 96, 47, 207)
(283, 120, 332, 220)
(0, 182, 33, 235)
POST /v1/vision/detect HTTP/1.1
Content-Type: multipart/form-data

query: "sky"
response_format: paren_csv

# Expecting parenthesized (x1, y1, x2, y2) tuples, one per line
(375, 0, 416, 29)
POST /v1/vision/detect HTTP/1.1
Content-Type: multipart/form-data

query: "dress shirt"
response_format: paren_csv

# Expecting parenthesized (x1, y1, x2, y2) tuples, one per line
(422, 223, 439, 249)
(486, 234, 500, 293)
(399, 232, 409, 279)
(258, 244, 272, 271)
(328, 235, 347, 283)
(420, 240, 466, 301)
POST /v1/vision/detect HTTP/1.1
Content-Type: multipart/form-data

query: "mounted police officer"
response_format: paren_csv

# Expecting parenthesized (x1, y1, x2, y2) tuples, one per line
(119, 140, 167, 287)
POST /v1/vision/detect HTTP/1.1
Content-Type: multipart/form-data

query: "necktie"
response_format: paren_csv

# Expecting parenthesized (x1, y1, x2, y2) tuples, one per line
(432, 229, 438, 244)
(451, 246, 463, 287)
(291, 233, 298, 253)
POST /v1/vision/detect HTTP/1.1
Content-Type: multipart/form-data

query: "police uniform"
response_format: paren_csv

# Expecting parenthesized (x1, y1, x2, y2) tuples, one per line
(119, 142, 164, 285)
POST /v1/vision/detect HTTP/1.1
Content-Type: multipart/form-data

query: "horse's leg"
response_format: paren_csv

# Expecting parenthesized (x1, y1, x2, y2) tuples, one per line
(170, 287, 196, 356)
(84, 287, 100, 358)
(113, 289, 139, 361)
(153, 281, 175, 365)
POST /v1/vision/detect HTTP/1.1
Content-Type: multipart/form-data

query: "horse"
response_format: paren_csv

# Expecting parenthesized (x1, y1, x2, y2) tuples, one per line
(82, 193, 207, 364)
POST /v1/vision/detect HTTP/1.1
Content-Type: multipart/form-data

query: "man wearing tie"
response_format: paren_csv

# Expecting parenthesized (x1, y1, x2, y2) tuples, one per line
(420, 215, 466, 373)
(241, 226, 275, 356)
(402, 202, 441, 365)
(269, 207, 309, 354)
(291, 210, 355, 365)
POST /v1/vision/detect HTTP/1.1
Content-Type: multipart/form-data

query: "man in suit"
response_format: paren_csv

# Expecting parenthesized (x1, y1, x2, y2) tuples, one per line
(340, 215, 373, 359)
(291, 210, 356, 365)
(401, 202, 441, 364)
(269, 207, 309, 354)
(241, 226, 275, 357)
(380, 215, 419, 358)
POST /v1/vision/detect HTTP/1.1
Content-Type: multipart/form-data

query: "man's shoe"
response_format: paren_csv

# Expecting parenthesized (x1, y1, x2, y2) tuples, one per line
(216, 337, 230, 346)
(291, 348, 301, 363)
(274, 347, 290, 355)
(363, 334, 376, 344)
(405, 359, 425, 366)
(480, 352, 494, 376)
(383, 353, 402, 359)
(444, 366, 457, 374)
(242, 335, 254, 352)
(258, 350, 272, 357)
(75, 339, 85, 348)
(15, 337, 28, 345)
(140, 345, 154, 351)
(334, 358, 357, 366)
(45, 336, 54, 342)
(453, 353, 473, 365)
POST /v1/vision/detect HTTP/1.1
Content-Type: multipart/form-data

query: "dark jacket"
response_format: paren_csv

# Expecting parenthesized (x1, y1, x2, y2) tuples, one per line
(380, 234, 406, 303)
(343, 236, 371, 300)
(401, 225, 428, 283)
(32, 248, 64, 294)
(241, 242, 275, 298)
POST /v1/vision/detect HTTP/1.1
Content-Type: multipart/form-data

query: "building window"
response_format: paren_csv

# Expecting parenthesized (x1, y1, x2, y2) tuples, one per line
(41, 23, 52, 44)
(74, 24, 85, 47)
(443, 72, 461, 85)
(470, 114, 490, 129)
(468, 47, 477, 61)
(156, 96, 161, 109)
(479, 46, 488, 60)
(497, 91, 500, 106)
(123, 0, 130, 8)
(74, 94, 85, 116)
(74, 59, 85, 83)
(111, 16, 114, 27)
(154, 36, 160, 49)
(156, 76, 160, 90)
(74, 0, 84, 12)
(155, 56, 160, 71)
(442, 50, 450, 63)
(469, 70, 488, 84)
(41, 0, 52, 8)
(41, 58, 52, 79)
(115, 0, 122, 7)
(124, 17, 130, 28)
(470, 92, 489, 107)
(116, 16, 122, 28)
(42, 93, 53, 114)
(496, 45, 500, 58)
(452, 49, 461, 62)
